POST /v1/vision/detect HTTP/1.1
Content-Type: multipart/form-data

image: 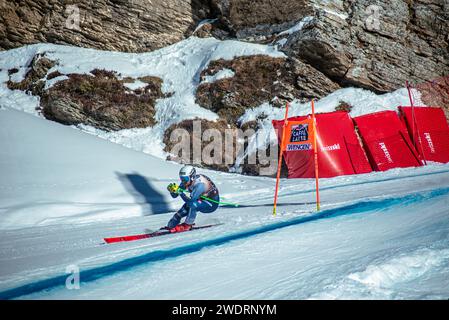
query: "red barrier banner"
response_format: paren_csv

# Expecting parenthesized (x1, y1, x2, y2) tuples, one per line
(353, 111, 421, 171)
(399, 106, 449, 163)
(273, 111, 372, 178)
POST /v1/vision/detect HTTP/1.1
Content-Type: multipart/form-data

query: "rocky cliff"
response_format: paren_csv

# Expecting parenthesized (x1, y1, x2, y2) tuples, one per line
(2, 0, 447, 93)
(211, 0, 449, 93)
(0, 0, 211, 52)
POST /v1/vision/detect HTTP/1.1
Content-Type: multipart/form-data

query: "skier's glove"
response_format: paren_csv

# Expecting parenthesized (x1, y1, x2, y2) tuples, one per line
(167, 183, 179, 194)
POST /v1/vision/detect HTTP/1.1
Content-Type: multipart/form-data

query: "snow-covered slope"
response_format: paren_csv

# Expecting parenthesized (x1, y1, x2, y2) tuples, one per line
(0, 37, 418, 161)
(0, 107, 178, 229)
(0, 37, 285, 159)
(1, 36, 447, 300)
(1, 106, 449, 299)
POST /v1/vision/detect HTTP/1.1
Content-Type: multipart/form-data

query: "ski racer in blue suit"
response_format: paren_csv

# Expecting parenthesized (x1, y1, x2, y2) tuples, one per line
(165, 165, 219, 232)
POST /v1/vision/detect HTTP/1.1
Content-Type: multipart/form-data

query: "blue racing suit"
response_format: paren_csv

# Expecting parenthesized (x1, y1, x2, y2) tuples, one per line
(167, 174, 219, 228)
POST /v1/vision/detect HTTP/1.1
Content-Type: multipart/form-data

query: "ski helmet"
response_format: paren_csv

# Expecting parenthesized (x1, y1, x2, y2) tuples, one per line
(179, 165, 196, 183)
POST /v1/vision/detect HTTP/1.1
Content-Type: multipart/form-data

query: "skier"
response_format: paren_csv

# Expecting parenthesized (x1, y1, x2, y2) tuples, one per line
(165, 165, 219, 232)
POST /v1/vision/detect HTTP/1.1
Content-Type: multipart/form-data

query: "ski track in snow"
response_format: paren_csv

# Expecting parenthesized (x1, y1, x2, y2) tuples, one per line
(1, 185, 449, 299)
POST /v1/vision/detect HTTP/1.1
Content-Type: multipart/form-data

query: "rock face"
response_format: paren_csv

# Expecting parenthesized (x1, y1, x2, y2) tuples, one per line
(280, 0, 449, 92)
(2, 0, 447, 94)
(209, 0, 449, 93)
(0, 0, 211, 52)
(163, 117, 284, 176)
(210, 0, 313, 41)
(195, 55, 340, 124)
(163, 118, 236, 172)
(414, 75, 449, 120)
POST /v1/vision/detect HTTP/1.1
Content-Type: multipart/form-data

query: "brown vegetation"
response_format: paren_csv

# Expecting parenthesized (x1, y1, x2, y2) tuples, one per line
(335, 101, 352, 113)
(196, 55, 339, 125)
(41, 69, 165, 131)
(196, 55, 289, 124)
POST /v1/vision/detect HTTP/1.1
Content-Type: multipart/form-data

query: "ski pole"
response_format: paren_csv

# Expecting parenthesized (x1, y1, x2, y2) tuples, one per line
(177, 187, 239, 207)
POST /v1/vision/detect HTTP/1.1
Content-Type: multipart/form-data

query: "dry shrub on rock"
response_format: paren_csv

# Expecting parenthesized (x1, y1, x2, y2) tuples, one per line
(41, 69, 165, 131)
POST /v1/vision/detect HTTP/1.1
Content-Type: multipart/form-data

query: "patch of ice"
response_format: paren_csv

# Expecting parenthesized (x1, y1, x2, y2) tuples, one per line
(193, 18, 218, 33)
(322, 8, 348, 20)
(312, 1, 348, 20)
(276, 38, 288, 47)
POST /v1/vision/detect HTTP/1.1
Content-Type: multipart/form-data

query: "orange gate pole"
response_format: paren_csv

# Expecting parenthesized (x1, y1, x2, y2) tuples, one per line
(273, 102, 290, 216)
(312, 100, 320, 211)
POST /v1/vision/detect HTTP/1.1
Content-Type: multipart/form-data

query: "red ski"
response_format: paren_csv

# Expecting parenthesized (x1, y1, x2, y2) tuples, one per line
(103, 224, 222, 244)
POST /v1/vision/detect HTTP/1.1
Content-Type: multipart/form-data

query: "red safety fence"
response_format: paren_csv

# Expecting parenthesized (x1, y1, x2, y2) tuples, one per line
(353, 111, 422, 171)
(272, 111, 372, 178)
(398, 106, 449, 163)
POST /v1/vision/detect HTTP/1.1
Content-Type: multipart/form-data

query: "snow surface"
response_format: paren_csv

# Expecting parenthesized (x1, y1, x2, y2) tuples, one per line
(312, 1, 349, 20)
(122, 80, 148, 91)
(44, 75, 70, 90)
(1, 107, 449, 300)
(201, 68, 235, 83)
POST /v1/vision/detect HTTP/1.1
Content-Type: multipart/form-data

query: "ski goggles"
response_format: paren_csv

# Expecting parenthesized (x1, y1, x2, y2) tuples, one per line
(180, 175, 190, 183)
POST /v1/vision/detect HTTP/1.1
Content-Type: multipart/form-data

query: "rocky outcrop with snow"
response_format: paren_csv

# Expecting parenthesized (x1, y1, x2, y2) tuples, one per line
(6, 55, 166, 131)
(40, 70, 166, 131)
(280, 0, 449, 93)
(1, 1, 448, 175)
(211, 0, 449, 93)
(195, 55, 340, 124)
(2, 1, 447, 94)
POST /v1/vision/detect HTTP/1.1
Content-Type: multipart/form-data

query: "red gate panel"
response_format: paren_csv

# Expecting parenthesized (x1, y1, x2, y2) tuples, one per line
(353, 111, 421, 171)
(398, 106, 449, 163)
(273, 111, 372, 178)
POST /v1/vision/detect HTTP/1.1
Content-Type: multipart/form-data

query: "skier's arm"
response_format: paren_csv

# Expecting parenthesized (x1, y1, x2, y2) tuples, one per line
(180, 183, 206, 205)
(170, 192, 179, 198)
